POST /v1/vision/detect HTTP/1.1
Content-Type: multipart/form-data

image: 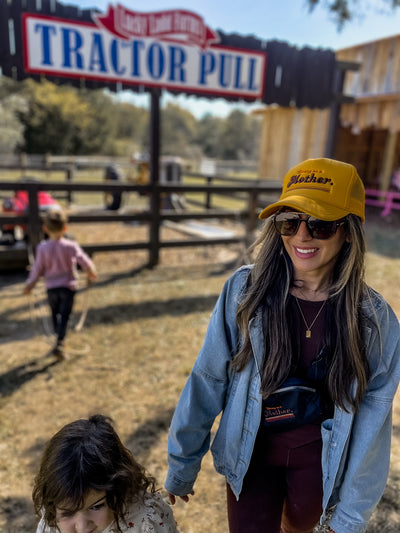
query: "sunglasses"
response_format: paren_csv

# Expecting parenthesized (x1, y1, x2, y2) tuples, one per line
(273, 212, 347, 240)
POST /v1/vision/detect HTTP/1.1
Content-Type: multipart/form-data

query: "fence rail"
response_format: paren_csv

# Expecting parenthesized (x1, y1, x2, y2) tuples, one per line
(0, 177, 282, 268)
(365, 188, 400, 217)
(0, 154, 259, 175)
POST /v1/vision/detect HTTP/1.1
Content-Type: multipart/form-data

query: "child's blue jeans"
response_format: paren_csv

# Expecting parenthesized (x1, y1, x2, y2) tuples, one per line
(47, 287, 75, 343)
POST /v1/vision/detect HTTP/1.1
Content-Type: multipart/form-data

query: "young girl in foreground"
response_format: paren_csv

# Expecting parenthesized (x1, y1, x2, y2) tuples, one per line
(33, 414, 178, 533)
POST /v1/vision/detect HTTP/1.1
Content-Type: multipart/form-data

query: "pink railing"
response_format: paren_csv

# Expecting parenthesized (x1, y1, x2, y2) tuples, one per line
(365, 189, 400, 217)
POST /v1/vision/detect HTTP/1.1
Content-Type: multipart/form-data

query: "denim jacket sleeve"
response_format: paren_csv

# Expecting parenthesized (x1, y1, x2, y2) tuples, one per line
(165, 267, 249, 496)
(327, 294, 400, 533)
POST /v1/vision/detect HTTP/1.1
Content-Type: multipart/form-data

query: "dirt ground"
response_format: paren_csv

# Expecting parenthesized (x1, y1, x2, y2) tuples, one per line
(0, 207, 399, 533)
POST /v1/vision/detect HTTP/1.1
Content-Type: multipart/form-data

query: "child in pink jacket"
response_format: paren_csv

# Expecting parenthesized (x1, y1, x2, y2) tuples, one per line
(24, 209, 97, 359)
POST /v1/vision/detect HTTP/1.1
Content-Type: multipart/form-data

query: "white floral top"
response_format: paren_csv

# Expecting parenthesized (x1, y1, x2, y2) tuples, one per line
(36, 492, 178, 533)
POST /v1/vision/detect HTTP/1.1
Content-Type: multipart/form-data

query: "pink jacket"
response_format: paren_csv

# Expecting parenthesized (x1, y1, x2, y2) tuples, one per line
(26, 237, 95, 291)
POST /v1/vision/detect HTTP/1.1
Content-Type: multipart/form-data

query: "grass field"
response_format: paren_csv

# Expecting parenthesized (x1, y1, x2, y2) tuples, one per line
(0, 203, 399, 532)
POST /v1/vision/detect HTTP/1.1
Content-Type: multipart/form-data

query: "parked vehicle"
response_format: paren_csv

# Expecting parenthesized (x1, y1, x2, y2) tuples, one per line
(1, 178, 61, 244)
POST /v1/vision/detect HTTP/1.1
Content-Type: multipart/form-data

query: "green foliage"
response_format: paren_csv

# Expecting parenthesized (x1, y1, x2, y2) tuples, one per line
(19, 79, 87, 154)
(194, 109, 261, 161)
(114, 101, 149, 153)
(78, 89, 120, 154)
(219, 110, 262, 160)
(18, 79, 119, 154)
(306, 0, 400, 29)
(0, 78, 27, 153)
(161, 102, 198, 157)
(0, 77, 262, 160)
(195, 114, 224, 158)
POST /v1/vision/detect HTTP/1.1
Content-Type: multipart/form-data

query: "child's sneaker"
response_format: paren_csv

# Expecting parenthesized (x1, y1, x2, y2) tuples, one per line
(53, 341, 66, 360)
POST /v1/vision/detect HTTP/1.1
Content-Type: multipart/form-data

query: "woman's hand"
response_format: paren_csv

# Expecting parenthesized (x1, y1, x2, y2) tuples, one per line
(167, 491, 195, 505)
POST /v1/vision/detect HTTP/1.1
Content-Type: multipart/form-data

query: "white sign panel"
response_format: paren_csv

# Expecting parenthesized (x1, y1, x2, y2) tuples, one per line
(22, 6, 266, 99)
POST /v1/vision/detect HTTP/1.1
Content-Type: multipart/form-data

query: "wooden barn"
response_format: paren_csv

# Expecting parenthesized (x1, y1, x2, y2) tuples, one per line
(256, 105, 331, 181)
(257, 33, 400, 195)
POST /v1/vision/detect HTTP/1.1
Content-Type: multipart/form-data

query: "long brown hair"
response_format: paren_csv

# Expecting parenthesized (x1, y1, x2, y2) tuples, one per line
(32, 414, 156, 532)
(233, 214, 371, 411)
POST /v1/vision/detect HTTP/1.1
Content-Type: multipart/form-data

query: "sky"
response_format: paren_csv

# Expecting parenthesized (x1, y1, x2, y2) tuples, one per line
(63, 0, 400, 117)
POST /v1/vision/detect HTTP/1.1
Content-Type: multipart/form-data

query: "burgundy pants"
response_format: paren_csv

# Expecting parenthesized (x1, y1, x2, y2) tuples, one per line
(226, 435, 323, 533)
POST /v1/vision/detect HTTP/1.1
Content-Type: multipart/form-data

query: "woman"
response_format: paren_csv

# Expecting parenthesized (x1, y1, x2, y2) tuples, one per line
(165, 158, 400, 533)
(33, 414, 178, 533)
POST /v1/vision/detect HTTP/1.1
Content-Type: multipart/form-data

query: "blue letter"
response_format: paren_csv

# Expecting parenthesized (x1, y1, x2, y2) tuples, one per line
(89, 33, 107, 72)
(198, 51, 215, 85)
(110, 39, 126, 76)
(248, 58, 260, 91)
(234, 56, 245, 90)
(148, 43, 165, 79)
(34, 23, 56, 66)
(168, 46, 186, 82)
(61, 28, 83, 69)
(127, 40, 145, 76)
(219, 54, 232, 88)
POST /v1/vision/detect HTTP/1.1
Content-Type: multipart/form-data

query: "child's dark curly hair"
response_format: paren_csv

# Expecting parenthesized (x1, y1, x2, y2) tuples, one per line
(32, 414, 156, 532)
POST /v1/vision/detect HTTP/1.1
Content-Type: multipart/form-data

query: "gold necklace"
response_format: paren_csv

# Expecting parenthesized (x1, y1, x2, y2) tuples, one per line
(295, 297, 327, 339)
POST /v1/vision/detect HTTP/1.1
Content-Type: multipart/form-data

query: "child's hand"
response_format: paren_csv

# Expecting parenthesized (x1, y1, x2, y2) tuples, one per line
(23, 286, 32, 295)
(167, 490, 194, 505)
(87, 271, 98, 283)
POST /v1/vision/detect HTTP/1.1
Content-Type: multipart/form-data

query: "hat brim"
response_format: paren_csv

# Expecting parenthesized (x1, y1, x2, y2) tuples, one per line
(259, 196, 357, 221)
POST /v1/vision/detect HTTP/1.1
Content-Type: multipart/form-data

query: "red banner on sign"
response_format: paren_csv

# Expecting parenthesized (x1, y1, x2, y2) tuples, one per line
(94, 4, 220, 48)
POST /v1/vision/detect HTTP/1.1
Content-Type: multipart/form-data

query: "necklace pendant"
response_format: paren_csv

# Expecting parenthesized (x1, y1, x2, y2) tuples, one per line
(295, 296, 326, 341)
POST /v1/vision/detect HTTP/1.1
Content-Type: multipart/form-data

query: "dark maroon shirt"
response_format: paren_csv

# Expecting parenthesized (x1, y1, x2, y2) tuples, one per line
(258, 295, 330, 447)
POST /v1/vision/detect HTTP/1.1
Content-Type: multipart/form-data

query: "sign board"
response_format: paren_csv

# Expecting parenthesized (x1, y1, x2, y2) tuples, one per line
(22, 4, 267, 100)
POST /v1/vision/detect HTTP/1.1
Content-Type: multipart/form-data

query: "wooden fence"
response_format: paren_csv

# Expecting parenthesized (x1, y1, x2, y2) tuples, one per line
(0, 175, 282, 268)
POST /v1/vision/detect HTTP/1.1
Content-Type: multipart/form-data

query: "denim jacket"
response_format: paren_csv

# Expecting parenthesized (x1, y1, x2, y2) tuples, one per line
(165, 266, 400, 533)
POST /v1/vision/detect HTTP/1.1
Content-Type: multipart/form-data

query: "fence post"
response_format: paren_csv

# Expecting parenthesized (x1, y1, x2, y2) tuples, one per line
(206, 176, 212, 209)
(149, 88, 161, 267)
(66, 163, 75, 205)
(246, 188, 258, 247)
(26, 182, 42, 254)
(20, 152, 27, 177)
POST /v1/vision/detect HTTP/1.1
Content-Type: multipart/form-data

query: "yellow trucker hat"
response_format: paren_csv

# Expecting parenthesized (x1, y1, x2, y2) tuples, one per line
(259, 158, 365, 222)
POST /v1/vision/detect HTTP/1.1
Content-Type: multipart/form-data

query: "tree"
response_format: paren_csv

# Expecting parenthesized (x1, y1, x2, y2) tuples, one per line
(18, 79, 118, 154)
(195, 114, 224, 158)
(219, 110, 261, 160)
(112, 102, 149, 155)
(7, 77, 262, 160)
(78, 89, 120, 154)
(0, 78, 27, 154)
(161, 102, 197, 157)
(306, 0, 400, 29)
(114, 102, 148, 143)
